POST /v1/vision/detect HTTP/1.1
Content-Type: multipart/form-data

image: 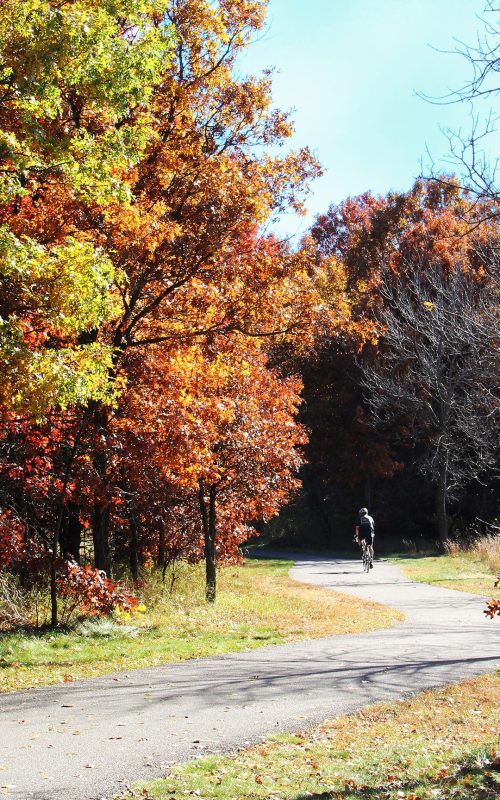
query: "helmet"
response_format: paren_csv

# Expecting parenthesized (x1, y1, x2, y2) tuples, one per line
(358, 507, 368, 515)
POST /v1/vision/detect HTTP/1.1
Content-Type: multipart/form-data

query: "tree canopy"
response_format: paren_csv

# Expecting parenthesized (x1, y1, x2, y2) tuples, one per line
(0, 1, 498, 627)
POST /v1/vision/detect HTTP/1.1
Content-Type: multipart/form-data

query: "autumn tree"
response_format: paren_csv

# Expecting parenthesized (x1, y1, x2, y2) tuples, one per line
(0, 409, 138, 626)
(1, 0, 354, 625)
(72, 0, 321, 575)
(275, 179, 500, 550)
(0, 0, 173, 415)
(105, 334, 306, 600)
(193, 338, 306, 601)
(363, 257, 500, 546)
(0, 0, 179, 623)
(0, 1, 324, 590)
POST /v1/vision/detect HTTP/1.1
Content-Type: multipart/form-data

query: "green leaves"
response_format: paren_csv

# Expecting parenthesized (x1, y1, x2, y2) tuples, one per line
(0, 227, 123, 416)
(0, 327, 118, 418)
(0, 0, 173, 203)
(0, 1, 174, 416)
(0, 228, 119, 332)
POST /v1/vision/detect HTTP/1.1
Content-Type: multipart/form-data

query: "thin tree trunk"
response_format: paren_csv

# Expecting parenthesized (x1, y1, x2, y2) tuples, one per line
(207, 485, 217, 602)
(92, 405, 112, 575)
(199, 480, 216, 603)
(92, 504, 111, 575)
(129, 510, 139, 585)
(50, 420, 86, 628)
(49, 557, 58, 629)
(435, 455, 449, 550)
(158, 526, 166, 573)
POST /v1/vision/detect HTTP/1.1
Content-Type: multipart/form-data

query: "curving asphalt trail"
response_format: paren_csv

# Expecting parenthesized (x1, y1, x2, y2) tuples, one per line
(0, 555, 498, 800)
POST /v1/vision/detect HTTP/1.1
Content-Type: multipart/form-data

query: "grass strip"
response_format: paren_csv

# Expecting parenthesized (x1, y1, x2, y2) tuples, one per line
(0, 559, 403, 693)
(389, 553, 499, 596)
(131, 673, 499, 800)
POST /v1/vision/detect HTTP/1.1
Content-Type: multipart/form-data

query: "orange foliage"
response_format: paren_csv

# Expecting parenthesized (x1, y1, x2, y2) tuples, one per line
(108, 334, 307, 566)
(0, 0, 351, 608)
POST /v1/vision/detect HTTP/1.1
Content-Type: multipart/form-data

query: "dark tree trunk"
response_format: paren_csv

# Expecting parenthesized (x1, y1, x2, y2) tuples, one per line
(158, 526, 166, 573)
(207, 486, 217, 602)
(92, 504, 111, 575)
(50, 557, 58, 629)
(50, 422, 86, 627)
(435, 457, 449, 550)
(199, 481, 217, 603)
(129, 511, 139, 585)
(59, 505, 82, 562)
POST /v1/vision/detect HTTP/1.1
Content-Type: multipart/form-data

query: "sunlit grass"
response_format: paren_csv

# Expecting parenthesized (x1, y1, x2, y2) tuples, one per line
(0, 559, 403, 693)
(390, 551, 499, 596)
(132, 673, 499, 800)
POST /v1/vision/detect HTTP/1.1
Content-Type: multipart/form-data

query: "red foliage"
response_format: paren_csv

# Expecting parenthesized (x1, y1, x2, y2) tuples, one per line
(484, 599, 500, 619)
(0, 504, 136, 622)
(0, 509, 25, 569)
(484, 579, 500, 619)
(300, 177, 499, 544)
(57, 560, 137, 619)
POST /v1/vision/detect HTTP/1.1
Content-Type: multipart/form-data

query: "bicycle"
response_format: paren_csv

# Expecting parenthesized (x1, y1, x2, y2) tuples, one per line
(361, 539, 371, 572)
(356, 536, 373, 572)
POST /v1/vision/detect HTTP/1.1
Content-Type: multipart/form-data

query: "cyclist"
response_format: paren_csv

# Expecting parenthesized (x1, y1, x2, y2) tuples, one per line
(355, 507, 375, 568)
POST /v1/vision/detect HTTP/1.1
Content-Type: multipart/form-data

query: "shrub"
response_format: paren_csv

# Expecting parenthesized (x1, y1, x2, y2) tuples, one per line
(56, 560, 137, 624)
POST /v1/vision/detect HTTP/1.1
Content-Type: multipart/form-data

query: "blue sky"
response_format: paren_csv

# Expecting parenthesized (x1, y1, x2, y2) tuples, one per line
(239, 0, 500, 238)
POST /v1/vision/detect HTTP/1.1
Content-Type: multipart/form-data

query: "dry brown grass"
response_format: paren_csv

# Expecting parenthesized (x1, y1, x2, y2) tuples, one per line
(470, 534, 500, 574)
(443, 539, 462, 557)
(443, 533, 500, 576)
(217, 562, 405, 639)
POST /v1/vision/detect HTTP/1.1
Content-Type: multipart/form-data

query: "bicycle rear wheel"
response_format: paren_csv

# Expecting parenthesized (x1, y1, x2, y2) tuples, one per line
(362, 546, 370, 572)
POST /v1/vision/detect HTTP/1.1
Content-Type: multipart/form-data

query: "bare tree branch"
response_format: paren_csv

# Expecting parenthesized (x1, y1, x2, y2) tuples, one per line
(361, 252, 500, 543)
(422, 3, 500, 217)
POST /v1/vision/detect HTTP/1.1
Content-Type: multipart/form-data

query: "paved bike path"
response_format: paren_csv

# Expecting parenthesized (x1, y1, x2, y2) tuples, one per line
(0, 556, 498, 800)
